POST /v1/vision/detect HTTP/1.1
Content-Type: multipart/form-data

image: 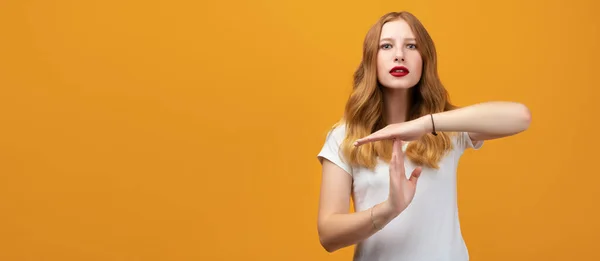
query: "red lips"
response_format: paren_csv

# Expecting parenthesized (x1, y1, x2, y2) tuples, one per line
(390, 66, 409, 77)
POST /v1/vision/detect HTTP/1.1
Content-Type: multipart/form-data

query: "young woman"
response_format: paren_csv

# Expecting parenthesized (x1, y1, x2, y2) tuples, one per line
(316, 11, 531, 260)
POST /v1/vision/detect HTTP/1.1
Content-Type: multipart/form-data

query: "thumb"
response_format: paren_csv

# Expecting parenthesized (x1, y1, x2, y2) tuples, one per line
(408, 167, 422, 184)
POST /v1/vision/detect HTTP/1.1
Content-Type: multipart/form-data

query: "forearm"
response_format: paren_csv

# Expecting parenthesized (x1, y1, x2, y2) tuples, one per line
(318, 202, 397, 252)
(424, 101, 531, 136)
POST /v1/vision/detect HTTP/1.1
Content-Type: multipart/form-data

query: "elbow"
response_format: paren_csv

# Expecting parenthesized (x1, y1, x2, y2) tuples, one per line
(317, 224, 339, 253)
(319, 236, 339, 253)
(319, 238, 334, 253)
(517, 103, 532, 132)
(506, 102, 531, 134)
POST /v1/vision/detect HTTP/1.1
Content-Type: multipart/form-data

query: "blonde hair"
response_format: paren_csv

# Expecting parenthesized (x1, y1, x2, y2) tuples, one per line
(338, 11, 458, 170)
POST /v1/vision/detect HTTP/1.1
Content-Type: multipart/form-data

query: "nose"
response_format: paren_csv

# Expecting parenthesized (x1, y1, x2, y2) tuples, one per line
(394, 51, 405, 62)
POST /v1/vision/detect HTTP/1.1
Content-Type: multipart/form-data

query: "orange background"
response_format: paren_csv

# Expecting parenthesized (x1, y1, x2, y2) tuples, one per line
(1, 0, 599, 260)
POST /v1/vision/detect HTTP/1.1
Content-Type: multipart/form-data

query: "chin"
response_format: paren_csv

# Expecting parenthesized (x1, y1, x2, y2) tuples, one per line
(381, 84, 413, 89)
(379, 79, 418, 89)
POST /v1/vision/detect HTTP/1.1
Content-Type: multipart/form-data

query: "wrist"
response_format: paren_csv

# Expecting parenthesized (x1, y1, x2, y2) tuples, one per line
(419, 115, 434, 133)
(379, 200, 401, 219)
(370, 202, 395, 231)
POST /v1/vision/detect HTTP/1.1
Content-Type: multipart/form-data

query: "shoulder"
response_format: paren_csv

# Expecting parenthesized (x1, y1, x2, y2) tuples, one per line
(317, 122, 353, 175)
(327, 122, 347, 140)
(318, 121, 348, 146)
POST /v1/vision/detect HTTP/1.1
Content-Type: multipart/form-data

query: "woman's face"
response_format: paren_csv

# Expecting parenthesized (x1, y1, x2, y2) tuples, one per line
(376, 19, 423, 90)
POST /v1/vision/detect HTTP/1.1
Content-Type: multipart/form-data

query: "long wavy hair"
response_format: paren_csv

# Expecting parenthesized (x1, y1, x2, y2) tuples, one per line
(338, 11, 457, 170)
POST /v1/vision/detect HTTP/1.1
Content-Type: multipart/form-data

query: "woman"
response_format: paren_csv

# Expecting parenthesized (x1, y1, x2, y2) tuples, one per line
(316, 11, 531, 261)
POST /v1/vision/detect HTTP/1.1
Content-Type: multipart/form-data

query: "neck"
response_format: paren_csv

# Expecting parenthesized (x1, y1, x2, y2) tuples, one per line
(382, 87, 411, 124)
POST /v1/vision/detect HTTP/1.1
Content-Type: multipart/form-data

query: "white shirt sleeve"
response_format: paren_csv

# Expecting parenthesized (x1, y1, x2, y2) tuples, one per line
(317, 126, 353, 176)
(461, 131, 484, 150)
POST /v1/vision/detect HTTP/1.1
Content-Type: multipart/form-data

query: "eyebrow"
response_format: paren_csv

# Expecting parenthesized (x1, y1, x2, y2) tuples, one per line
(380, 37, 416, 42)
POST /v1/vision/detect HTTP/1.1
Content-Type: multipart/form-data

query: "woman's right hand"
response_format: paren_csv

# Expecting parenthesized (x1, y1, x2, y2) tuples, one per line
(383, 139, 422, 216)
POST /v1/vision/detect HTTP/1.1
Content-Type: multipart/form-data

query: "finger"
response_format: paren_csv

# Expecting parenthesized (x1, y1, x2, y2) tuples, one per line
(408, 167, 422, 184)
(394, 139, 404, 176)
(353, 132, 393, 147)
(359, 132, 390, 145)
(389, 147, 396, 174)
(395, 139, 405, 163)
(392, 138, 401, 153)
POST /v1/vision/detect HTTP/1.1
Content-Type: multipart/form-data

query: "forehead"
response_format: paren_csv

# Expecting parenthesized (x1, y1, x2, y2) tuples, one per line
(380, 19, 415, 40)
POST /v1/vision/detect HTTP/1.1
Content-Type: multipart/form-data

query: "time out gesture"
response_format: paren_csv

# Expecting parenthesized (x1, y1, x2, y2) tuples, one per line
(354, 102, 532, 147)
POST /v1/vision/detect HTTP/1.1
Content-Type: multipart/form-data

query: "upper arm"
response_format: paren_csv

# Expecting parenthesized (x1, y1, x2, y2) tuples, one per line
(467, 132, 510, 142)
(317, 159, 353, 227)
(316, 126, 353, 228)
(468, 103, 532, 142)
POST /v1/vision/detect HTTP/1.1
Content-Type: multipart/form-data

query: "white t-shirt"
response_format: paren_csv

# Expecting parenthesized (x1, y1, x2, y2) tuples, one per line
(317, 124, 483, 261)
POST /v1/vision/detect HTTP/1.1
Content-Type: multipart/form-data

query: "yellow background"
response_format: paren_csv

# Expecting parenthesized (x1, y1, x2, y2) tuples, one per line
(1, 0, 598, 260)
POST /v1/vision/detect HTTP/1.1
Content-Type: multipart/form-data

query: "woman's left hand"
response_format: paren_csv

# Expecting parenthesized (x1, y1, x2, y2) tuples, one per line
(353, 116, 430, 147)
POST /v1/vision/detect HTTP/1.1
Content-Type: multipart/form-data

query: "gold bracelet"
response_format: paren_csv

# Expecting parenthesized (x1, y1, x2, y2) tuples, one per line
(370, 206, 379, 230)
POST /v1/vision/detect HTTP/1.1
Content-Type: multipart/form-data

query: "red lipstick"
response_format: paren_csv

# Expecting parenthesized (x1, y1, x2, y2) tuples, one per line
(390, 66, 409, 77)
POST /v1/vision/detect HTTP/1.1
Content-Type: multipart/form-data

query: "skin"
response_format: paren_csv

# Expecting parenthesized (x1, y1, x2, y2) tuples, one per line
(378, 19, 423, 125)
(373, 19, 424, 221)
(317, 19, 531, 253)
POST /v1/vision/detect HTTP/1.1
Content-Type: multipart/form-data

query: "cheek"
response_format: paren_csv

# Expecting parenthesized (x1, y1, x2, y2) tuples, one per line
(376, 53, 387, 75)
(377, 53, 386, 67)
(410, 55, 423, 76)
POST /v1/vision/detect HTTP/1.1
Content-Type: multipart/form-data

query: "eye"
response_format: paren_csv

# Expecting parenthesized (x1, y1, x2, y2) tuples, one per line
(380, 43, 392, 49)
(406, 43, 417, 49)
